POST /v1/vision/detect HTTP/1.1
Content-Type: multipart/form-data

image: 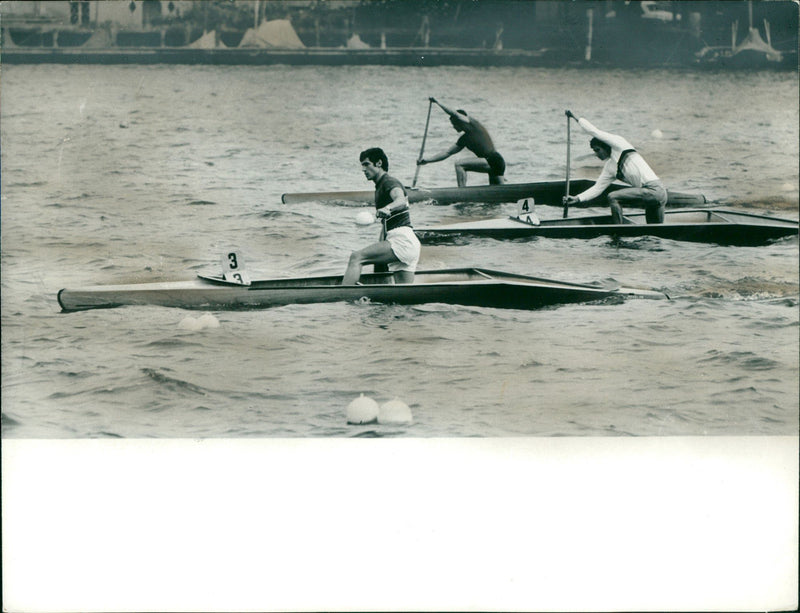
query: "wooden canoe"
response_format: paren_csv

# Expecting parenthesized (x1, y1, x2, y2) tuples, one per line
(281, 179, 707, 208)
(415, 209, 799, 246)
(57, 267, 667, 312)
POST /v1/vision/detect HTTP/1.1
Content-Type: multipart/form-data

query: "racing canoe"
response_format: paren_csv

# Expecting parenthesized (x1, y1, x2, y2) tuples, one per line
(281, 179, 706, 208)
(415, 208, 799, 246)
(57, 268, 667, 312)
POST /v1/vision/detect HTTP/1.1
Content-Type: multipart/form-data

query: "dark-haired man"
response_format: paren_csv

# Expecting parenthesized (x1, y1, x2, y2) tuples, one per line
(417, 97, 506, 187)
(562, 110, 667, 224)
(342, 148, 420, 285)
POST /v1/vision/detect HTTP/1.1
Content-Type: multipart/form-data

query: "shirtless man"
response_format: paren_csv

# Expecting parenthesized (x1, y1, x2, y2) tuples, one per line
(562, 110, 667, 224)
(417, 97, 506, 187)
(342, 148, 421, 286)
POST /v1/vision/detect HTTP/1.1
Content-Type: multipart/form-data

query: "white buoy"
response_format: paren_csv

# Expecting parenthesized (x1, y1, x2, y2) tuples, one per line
(651, 128, 664, 139)
(347, 394, 379, 424)
(179, 313, 220, 331)
(378, 398, 413, 425)
(197, 313, 220, 329)
(178, 316, 202, 331)
(355, 210, 375, 226)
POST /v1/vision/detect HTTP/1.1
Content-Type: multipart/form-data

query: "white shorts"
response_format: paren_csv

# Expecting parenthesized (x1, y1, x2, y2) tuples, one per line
(385, 226, 421, 272)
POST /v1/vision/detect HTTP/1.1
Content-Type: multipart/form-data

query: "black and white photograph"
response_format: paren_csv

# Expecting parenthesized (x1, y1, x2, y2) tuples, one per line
(2, 1, 798, 611)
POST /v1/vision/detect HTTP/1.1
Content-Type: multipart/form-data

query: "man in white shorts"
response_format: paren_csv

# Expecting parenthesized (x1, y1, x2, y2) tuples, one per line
(343, 148, 421, 285)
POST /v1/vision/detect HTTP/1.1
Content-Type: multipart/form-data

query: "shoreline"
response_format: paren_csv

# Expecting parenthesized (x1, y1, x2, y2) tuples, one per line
(2, 47, 563, 67)
(2, 46, 796, 70)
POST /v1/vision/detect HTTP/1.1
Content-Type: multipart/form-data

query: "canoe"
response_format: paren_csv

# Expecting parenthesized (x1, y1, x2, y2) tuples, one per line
(281, 179, 706, 208)
(415, 208, 799, 246)
(57, 267, 667, 312)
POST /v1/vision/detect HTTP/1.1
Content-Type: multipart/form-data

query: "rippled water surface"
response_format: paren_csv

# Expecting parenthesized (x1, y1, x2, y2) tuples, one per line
(2, 64, 798, 438)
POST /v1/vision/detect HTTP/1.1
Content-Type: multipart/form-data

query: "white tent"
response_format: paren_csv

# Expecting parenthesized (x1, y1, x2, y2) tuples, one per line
(239, 19, 305, 49)
(81, 28, 113, 48)
(188, 30, 227, 49)
(734, 27, 782, 61)
(346, 33, 370, 49)
(2, 29, 19, 47)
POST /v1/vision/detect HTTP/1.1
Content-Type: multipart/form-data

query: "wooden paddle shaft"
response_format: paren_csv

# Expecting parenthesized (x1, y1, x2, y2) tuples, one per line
(563, 113, 571, 219)
(412, 100, 434, 187)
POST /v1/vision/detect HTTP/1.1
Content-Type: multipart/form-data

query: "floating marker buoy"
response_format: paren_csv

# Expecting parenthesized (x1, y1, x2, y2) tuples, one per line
(178, 313, 220, 331)
(355, 211, 375, 226)
(378, 398, 413, 425)
(347, 394, 379, 424)
(197, 313, 220, 329)
(178, 316, 202, 331)
(651, 129, 664, 139)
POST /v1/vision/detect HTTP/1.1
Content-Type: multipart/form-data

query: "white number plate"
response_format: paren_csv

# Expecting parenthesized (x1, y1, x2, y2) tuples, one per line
(221, 250, 251, 285)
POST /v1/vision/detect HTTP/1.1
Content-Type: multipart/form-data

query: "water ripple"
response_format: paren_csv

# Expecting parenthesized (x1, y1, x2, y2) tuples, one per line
(141, 368, 209, 395)
(2, 64, 797, 438)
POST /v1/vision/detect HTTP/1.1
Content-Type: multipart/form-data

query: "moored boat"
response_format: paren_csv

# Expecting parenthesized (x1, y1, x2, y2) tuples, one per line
(281, 179, 706, 208)
(57, 267, 667, 313)
(415, 208, 799, 246)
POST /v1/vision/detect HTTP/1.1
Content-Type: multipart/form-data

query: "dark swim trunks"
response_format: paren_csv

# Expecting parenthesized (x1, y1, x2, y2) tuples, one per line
(486, 151, 506, 177)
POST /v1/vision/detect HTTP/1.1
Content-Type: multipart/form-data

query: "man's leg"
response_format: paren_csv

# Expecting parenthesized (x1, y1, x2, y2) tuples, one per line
(644, 184, 667, 223)
(609, 186, 667, 224)
(394, 270, 415, 284)
(454, 158, 492, 187)
(607, 188, 654, 224)
(645, 202, 665, 224)
(607, 191, 627, 224)
(342, 241, 398, 285)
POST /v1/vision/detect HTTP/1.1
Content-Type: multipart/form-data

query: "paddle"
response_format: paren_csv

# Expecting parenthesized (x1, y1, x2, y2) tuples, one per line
(412, 99, 434, 188)
(563, 110, 571, 219)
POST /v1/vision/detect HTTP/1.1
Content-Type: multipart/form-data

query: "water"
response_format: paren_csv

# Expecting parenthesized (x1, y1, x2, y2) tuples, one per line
(2, 64, 798, 438)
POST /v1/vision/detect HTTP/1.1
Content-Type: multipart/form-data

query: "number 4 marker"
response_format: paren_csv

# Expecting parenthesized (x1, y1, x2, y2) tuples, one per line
(515, 198, 540, 226)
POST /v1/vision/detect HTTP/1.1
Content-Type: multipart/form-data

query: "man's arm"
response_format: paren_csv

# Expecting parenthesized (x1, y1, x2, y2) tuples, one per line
(565, 163, 616, 204)
(377, 186, 409, 218)
(566, 111, 629, 151)
(430, 97, 470, 124)
(418, 142, 463, 165)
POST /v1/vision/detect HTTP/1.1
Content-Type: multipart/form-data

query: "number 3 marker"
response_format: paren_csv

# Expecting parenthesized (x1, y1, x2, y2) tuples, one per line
(221, 250, 251, 285)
